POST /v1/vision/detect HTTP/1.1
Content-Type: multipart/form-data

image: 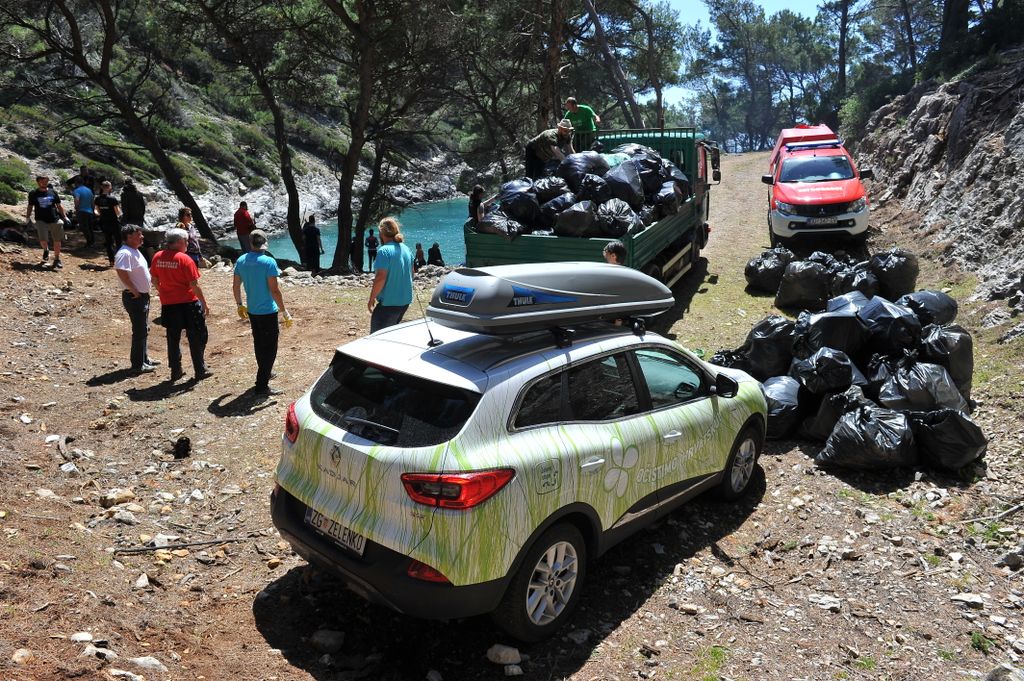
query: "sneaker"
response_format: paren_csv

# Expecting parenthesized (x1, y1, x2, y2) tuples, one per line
(195, 369, 214, 381)
(170, 368, 185, 382)
(144, 359, 162, 367)
(53, 259, 63, 270)
(41, 249, 49, 263)
(128, 365, 156, 376)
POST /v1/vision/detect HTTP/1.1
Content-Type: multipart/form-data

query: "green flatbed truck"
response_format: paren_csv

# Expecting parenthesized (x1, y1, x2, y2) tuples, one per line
(464, 127, 720, 288)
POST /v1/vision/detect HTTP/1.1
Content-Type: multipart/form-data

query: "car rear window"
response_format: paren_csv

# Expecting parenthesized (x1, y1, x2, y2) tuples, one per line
(780, 156, 854, 183)
(310, 351, 481, 447)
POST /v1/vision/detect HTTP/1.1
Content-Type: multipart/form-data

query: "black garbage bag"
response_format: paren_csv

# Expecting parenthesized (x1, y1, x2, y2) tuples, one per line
(817, 404, 918, 470)
(897, 290, 958, 326)
(498, 179, 541, 228)
(639, 205, 657, 226)
(611, 143, 659, 158)
(604, 160, 645, 210)
(553, 200, 599, 237)
(665, 163, 692, 196)
(878, 361, 968, 413)
(738, 315, 795, 381)
(578, 174, 613, 205)
(869, 248, 920, 299)
(910, 409, 987, 471)
(540, 192, 576, 227)
(654, 180, 681, 217)
(827, 290, 871, 313)
(790, 347, 857, 394)
(596, 199, 640, 238)
(807, 250, 840, 273)
(764, 376, 803, 439)
(919, 323, 974, 399)
(799, 385, 871, 442)
(745, 247, 795, 293)
(831, 262, 880, 298)
(557, 152, 610, 193)
(775, 261, 830, 311)
(542, 159, 561, 176)
(710, 349, 751, 372)
(857, 295, 922, 354)
(630, 154, 669, 194)
(533, 176, 569, 203)
(792, 310, 869, 360)
(475, 210, 523, 241)
(862, 352, 900, 400)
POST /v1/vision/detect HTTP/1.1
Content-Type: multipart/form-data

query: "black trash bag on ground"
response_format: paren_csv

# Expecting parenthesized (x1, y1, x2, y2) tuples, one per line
(862, 352, 901, 400)
(557, 152, 610, 193)
(745, 247, 795, 293)
(540, 192, 576, 226)
(775, 261, 830, 311)
(897, 290, 959, 326)
(475, 210, 523, 241)
(799, 385, 871, 442)
(654, 180, 681, 217)
(827, 290, 871, 313)
(553, 200, 599, 237)
(817, 404, 918, 470)
(738, 315, 795, 381)
(869, 248, 920, 299)
(596, 199, 640, 238)
(831, 262, 880, 298)
(710, 349, 751, 372)
(919, 323, 974, 399)
(792, 310, 870, 360)
(790, 347, 857, 394)
(910, 409, 988, 471)
(807, 251, 841, 274)
(764, 376, 803, 439)
(533, 176, 569, 203)
(604, 160, 645, 210)
(578, 173, 613, 205)
(857, 295, 922, 354)
(878, 361, 968, 413)
(498, 179, 541, 228)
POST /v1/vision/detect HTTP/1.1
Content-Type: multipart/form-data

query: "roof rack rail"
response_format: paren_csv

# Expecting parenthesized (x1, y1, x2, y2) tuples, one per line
(784, 140, 842, 151)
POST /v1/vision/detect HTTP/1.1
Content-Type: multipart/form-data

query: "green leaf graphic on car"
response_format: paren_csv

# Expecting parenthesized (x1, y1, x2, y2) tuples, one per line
(603, 438, 639, 498)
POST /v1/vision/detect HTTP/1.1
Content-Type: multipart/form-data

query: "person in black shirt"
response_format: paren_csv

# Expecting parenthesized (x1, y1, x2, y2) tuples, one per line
(26, 175, 68, 269)
(120, 179, 146, 226)
(93, 180, 122, 266)
(427, 242, 445, 267)
(468, 185, 496, 225)
(365, 229, 379, 272)
(302, 215, 324, 275)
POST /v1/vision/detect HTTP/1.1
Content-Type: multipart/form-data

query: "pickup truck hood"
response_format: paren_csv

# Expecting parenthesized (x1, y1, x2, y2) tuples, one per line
(775, 178, 864, 205)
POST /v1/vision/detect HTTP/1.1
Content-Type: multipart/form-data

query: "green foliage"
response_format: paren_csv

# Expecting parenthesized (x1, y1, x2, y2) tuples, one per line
(971, 631, 994, 654)
(0, 156, 30, 205)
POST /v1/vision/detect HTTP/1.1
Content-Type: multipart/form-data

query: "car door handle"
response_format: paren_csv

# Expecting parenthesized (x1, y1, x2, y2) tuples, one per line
(580, 456, 605, 472)
(663, 430, 683, 442)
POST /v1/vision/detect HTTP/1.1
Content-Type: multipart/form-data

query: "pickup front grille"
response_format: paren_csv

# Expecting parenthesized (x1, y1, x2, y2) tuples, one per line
(791, 202, 849, 217)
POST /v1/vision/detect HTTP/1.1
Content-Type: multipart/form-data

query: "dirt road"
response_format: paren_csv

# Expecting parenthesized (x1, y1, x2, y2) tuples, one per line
(1, 152, 1022, 680)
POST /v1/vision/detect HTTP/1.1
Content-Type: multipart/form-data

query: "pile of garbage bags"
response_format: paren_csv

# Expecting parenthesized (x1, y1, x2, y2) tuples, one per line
(745, 246, 921, 310)
(473, 144, 693, 241)
(713, 278, 986, 473)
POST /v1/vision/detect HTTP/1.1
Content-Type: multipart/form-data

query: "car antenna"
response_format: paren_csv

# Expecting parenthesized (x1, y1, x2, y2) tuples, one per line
(413, 279, 443, 347)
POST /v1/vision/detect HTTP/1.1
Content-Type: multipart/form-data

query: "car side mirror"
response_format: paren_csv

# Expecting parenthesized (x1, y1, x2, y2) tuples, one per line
(859, 167, 874, 180)
(710, 147, 721, 170)
(712, 373, 739, 398)
(760, 174, 774, 185)
(712, 170, 721, 182)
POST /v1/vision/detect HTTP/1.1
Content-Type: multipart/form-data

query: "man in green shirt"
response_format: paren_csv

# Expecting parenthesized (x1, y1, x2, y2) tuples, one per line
(564, 97, 601, 152)
(524, 119, 575, 179)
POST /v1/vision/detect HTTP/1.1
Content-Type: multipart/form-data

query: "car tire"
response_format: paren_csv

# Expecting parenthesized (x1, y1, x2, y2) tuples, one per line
(492, 523, 587, 643)
(717, 426, 762, 500)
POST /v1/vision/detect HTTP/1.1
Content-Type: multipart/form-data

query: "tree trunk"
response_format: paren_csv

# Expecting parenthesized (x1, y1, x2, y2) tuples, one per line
(636, 1, 664, 128)
(353, 140, 388, 267)
(940, 0, 971, 55)
(537, 0, 567, 130)
(899, 0, 918, 72)
(582, 0, 644, 128)
(255, 76, 304, 256)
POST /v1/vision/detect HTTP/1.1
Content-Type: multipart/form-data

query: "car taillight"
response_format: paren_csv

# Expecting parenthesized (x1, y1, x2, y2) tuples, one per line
(407, 559, 450, 583)
(285, 402, 299, 443)
(400, 469, 515, 510)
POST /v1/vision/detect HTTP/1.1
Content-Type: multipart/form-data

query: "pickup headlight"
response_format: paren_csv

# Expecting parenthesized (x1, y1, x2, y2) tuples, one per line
(847, 198, 867, 213)
(775, 201, 796, 215)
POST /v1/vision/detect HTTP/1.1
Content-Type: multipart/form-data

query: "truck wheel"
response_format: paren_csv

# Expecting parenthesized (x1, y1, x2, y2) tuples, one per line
(690, 228, 702, 266)
(642, 264, 663, 282)
(492, 523, 587, 642)
(717, 426, 763, 500)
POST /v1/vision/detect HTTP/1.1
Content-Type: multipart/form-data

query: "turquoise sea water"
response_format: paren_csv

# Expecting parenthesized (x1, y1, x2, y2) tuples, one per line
(265, 198, 468, 267)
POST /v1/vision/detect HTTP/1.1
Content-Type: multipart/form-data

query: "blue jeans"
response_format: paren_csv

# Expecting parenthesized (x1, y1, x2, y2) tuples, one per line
(122, 291, 151, 370)
(370, 304, 409, 333)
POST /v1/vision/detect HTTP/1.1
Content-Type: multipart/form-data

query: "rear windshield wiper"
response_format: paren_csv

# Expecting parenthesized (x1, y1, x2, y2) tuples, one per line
(340, 415, 400, 436)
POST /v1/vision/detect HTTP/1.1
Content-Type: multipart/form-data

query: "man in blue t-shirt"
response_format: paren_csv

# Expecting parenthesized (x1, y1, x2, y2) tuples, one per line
(232, 230, 292, 397)
(72, 179, 95, 247)
(367, 218, 413, 333)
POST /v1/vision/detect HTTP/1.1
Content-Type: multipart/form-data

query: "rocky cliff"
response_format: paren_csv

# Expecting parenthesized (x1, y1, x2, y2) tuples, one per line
(857, 47, 1024, 312)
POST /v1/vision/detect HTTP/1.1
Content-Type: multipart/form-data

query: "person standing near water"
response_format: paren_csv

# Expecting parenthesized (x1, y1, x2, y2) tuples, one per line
(302, 215, 323, 275)
(367, 218, 413, 333)
(365, 229, 379, 272)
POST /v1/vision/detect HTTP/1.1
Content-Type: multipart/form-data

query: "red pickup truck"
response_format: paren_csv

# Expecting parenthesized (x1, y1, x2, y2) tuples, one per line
(761, 124, 874, 246)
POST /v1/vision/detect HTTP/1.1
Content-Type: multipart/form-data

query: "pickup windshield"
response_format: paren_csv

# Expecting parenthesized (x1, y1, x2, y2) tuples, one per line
(310, 351, 481, 447)
(780, 156, 854, 183)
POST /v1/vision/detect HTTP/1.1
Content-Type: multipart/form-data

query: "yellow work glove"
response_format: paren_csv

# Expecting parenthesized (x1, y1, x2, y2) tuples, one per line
(282, 312, 293, 329)
(236, 304, 248, 320)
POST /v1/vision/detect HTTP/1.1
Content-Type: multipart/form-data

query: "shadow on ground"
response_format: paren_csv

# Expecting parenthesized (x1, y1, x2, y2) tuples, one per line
(86, 368, 134, 386)
(208, 391, 278, 417)
(651, 257, 710, 335)
(252, 472, 766, 680)
(124, 378, 197, 401)
(10, 260, 55, 272)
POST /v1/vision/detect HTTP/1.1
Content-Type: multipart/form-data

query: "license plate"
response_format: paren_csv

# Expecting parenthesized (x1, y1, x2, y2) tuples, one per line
(807, 217, 838, 225)
(304, 508, 367, 556)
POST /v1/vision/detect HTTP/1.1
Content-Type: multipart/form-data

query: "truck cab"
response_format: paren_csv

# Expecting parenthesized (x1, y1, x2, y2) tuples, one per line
(761, 124, 873, 245)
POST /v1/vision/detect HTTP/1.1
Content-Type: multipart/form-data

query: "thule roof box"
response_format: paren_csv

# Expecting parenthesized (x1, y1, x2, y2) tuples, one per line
(426, 263, 674, 336)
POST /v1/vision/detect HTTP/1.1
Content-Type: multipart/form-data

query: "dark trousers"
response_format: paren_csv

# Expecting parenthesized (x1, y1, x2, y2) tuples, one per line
(122, 291, 151, 370)
(524, 147, 544, 180)
(248, 313, 279, 389)
(79, 212, 95, 245)
(162, 301, 208, 374)
(305, 248, 320, 275)
(575, 131, 596, 152)
(367, 249, 377, 271)
(101, 222, 121, 262)
(370, 304, 409, 333)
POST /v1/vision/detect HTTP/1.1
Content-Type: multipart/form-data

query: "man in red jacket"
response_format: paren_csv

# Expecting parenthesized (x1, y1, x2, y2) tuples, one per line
(151, 228, 212, 382)
(233, 201, 255, 253)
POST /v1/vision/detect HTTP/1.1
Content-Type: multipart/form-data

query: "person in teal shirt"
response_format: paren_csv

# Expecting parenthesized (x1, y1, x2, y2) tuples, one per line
(233, 229, 292, 396)
(564, 96, 601, 152)
(72, 179, 95, 247)
(367, 217, 413, 333)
